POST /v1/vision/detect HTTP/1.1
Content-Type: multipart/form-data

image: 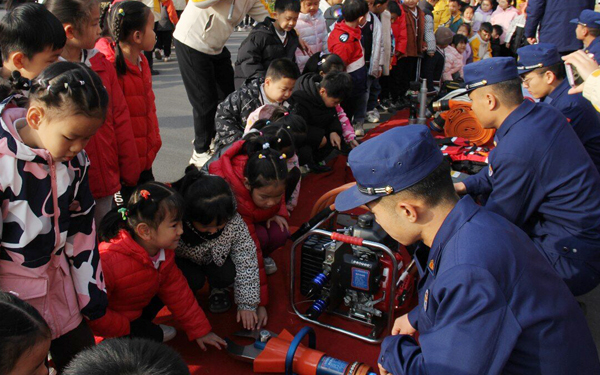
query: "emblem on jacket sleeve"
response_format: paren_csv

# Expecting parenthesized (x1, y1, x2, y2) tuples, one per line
(339, 33, 349, 42)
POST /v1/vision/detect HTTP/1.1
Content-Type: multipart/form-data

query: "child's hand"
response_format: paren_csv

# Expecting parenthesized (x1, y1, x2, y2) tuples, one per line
(266, 215, 289, 231)
(299, 39, 313, 56)
(237, 309, 258, 330)
(330, 132, 342, 150)
(196, 332, 227, 351)
(256, 306, 268, 329)
(348, 139, 360, 149)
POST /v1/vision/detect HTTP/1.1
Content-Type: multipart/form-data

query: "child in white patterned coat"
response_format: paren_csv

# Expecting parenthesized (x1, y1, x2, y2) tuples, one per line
(295, 0, 329, 72)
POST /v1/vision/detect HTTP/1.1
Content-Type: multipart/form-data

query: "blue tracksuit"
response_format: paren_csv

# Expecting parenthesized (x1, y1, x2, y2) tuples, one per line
(379, 196, 600, 375)
(544, 79, 600, 173)
(525, 0, 595, 53)
(463, 100, 600, 296)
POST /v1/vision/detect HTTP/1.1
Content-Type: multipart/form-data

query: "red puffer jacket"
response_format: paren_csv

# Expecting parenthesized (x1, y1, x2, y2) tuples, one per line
(209, 140, 288, 306)
(88, 230, 211, 340)
(84, 49, 140, 198)
(96, 38, 161, 172)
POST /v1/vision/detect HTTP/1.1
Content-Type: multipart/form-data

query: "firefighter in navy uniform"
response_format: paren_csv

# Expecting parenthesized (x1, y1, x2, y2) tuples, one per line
(455, 57, 600, 297)
(335, 125, 600, 375)
(517, 43, 600, 172)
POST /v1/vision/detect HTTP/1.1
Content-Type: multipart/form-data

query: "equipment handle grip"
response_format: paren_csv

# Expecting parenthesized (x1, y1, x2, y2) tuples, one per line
(331, 232, 364, 246)
(285, 327, 316, 375)
(291, 206, 335, 242)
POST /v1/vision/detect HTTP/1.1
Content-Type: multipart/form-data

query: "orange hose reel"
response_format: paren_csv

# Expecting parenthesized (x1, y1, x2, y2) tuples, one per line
(437, 100, 495, 146)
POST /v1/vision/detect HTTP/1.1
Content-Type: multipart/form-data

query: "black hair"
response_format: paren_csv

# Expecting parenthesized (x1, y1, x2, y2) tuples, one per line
(0, 291, 51, 375)
(479, 22, 492, 34)
(492, 24, 503, 36)
(266, 58, 301, 82)
(45, 0, 100, 32)
(401, 161, 458, 207)
(273, 113, 308, 149)
(63, 338, 190, 375)
(302, 53, 345, 75)
(108, 0, 151, 75)
(0, 3, 66, 62)
(373, 0, 388, 6)
(448, 0, 460, 4)
(452, 34, 469, 46)
(172, 166, 236, 226)
(274, 0, 301, 13)
(459, 22, 471, 34)
(387, 0, 401, 16)
(491, 78, 524, 107)
(342, 0, 369, 22)
(320, 70, 353, 100)
(587, 27, 600, 38)
(534, 62, 566, 81)
(242, 135, 288, 190)
(463, 5, 474, 14)
(99, 1, 112, 37)
(29, 61, 108, 120)
(98, 181, 184, 242)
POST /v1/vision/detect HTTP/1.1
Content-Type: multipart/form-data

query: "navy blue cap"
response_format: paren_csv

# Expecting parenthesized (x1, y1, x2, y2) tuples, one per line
(335, 126, 443, 212)
(570, 9, 600, 28)
(516, 43, 562, 74)
(463, 57, 519, 93)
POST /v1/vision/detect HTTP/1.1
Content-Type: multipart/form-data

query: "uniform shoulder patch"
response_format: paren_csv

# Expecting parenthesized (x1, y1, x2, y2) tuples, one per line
(339, 33, 349, 42)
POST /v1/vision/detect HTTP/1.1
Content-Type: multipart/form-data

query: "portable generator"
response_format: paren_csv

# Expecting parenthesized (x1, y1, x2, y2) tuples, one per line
(290, 208, 417, 344)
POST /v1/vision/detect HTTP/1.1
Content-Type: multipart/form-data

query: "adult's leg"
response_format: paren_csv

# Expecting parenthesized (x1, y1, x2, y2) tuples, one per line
(212, 47, 235, 106)
(175, 40, 222, 154)
(49, 320, 95, 372)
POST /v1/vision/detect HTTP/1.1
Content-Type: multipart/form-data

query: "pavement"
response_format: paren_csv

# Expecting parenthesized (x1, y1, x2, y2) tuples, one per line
(151, 31, 600, 359)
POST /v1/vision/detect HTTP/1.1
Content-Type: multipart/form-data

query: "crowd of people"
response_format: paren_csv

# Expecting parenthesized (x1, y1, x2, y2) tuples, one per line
(1, 0, 600, 374)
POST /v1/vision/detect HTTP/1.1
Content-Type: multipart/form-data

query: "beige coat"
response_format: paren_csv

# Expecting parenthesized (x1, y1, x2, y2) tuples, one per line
(173, 0, 270, 55)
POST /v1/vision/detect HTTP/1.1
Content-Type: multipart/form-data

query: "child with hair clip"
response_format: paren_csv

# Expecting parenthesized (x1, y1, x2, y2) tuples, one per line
(96, 0, 161, 199)
(304, 53, 360, 148)
(249, 115, 306, 212)
(171, 168, 263, 329)
(91, 182, 227, 351)
(0, 61, 108, 371)
(45, 0, 141, 224)
(0, 291, 52, 375)
(209, 135, 289, 281)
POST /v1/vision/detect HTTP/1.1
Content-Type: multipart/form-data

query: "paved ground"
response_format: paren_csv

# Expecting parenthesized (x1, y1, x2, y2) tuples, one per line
(151, 32, 600, 358)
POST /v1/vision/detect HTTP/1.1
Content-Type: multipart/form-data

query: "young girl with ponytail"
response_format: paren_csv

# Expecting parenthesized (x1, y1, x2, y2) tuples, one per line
(96, 0, 161, 196)
(209, 133, 290, 327)
(46, 0, 140, 224)
(0, 61, 109, 371)
(91, 182, 226, 351)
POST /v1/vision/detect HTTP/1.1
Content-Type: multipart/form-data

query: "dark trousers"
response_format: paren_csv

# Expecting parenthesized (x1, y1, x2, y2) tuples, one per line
(175, 256, 237, 293)
(175, 40, 235, 153)
(394, 56, 420, 100)
(128, 295, 168, 342)
(156, 30, 173, 57)
(50, 319, 95, 372)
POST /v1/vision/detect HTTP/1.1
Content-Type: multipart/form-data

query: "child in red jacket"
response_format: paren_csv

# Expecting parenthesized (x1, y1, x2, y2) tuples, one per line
(91, 182, 226, 351)
(46, 0, 140, 224)
(209, 133, 290, 323)
(327, 0, 369, 130)
(96, 1, 162, 200)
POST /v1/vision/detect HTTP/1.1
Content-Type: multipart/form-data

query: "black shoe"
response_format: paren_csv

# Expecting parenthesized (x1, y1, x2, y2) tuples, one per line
(208, 288, 231, 313)
(151, 69, 160, 76)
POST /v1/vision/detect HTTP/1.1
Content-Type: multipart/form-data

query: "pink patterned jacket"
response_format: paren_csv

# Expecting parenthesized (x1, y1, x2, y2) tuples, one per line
(0, 100, 107, 339)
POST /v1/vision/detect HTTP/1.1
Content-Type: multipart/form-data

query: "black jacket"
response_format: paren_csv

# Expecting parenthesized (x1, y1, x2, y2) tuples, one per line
(234, 17, 300, 88)
(291, 73, 342, 148)
(214, 77, 293, 154)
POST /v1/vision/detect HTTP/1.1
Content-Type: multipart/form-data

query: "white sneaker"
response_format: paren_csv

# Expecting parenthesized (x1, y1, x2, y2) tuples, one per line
(264, 256, 277, 275)
(159, 324, 177, 342)
(189, 150, 211, 168)
(366, 110, 380, 123)
(163, 56, 169, 62)
(354, 122, 365, 137)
